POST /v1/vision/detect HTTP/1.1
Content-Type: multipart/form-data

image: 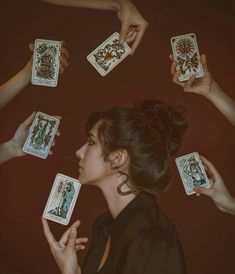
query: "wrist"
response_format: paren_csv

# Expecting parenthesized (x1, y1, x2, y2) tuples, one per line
(228, 196, 235, 216)
(110, 0, 122, 11)
(1, 140, 17, 161)
(205, 80, 220, 101)
(8, 140, 19, 158)
(22, 61, 32, 80)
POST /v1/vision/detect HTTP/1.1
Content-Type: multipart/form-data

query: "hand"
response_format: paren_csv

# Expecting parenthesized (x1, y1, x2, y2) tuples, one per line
(10, 112, 61, 158)
(170, 54, 214, 98)
(24, 40, 70, 74)
(194, 156, 235, 216)
(42, 218, 88, 274)
(118, 0, 148, 55)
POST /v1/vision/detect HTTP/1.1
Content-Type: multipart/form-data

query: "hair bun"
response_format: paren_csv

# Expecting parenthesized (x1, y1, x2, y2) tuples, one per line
(138, 100, 187, 155)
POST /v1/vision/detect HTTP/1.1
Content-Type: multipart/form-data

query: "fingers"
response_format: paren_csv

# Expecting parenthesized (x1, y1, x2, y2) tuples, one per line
(170, 60, 177, 75)
(193, 185, 214, 198)
(56, 130, 60, 137)
(199, 156, 222, 182)
(59, 56, 69, 74)
(184, 76, 196, 92)
(41, 217, 57, 249)
(67, 227, 78, 250)
(60, 56, 69, 69)
(172, 71, 185, 87)
(59, 220, 81, 247)
(75, 238, 88, 245)
(60, 41, 70, 59)
(119, 19, 129, 43)
(21, 112, 36, 128)
(131, 25, 147, 55)
(169, 54, 174, 61)
(28, 43, 34, 52)
(59, 41, 69, 74)
(75, 237, 88, 250)
(125, 30, 137, 44)
(200, 54, 209, 72)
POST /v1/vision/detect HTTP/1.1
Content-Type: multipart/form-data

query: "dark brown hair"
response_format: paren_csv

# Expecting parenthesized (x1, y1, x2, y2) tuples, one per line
(85, 100, 187, 193)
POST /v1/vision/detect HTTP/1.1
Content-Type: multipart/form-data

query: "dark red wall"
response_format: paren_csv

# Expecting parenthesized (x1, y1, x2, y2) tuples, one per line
(0, 1, 235, 273)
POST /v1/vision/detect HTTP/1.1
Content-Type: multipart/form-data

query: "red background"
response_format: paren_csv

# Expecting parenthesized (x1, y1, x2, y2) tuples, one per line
(0, 1, 235, 273)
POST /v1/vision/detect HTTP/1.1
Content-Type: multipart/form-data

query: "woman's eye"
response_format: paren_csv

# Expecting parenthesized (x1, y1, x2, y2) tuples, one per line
(87, 139, 95, 145)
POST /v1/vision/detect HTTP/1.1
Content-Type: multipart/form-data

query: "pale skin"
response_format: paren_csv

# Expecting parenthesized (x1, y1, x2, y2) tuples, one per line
(42, 120, 137, 274)
(0, 112, 61, 165)
(195, 156, 235, 216)
(0, 41, 69, 109)
(170, 54, 235, 126)
(170, 54, 235, 215)
(40, 0, 148, 54)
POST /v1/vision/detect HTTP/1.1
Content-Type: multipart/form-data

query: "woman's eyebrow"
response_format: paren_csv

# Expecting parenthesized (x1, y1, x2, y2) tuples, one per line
(88, 132, 96, 138)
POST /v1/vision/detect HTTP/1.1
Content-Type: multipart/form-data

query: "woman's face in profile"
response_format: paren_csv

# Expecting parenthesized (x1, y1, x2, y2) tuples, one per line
(75, 121, 112, 186)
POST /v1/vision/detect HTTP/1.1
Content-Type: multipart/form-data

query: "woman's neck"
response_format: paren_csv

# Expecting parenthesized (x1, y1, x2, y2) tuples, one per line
(99, 180, 136, 219)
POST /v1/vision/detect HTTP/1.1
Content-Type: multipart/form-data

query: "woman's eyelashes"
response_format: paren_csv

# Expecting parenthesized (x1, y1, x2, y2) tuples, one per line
(87, 138, 95, 146)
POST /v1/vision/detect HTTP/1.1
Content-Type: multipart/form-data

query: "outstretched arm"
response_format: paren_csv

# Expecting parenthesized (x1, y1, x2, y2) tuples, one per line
(194, 156, 235, 216)
(0, 42, 69, 109)
(41, 0, 148, 54)
(0, 112, 35, 164)
(0, 113, 61, 165)
(170, 54, 235, 126)
(0, 61, 31, 109)
(42, 218, 88, 274)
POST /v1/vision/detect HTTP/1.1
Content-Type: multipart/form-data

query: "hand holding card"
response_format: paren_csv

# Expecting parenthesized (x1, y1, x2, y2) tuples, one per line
(87, 32, 131, 76)
(23, 111, 60, 159)
(42, 218, 87, 274)
(175, 152, 211, 195)
(43, 173, 81, 225)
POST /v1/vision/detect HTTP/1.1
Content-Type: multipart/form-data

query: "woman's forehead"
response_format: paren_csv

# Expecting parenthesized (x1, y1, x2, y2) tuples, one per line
(90, 120, 103, 136)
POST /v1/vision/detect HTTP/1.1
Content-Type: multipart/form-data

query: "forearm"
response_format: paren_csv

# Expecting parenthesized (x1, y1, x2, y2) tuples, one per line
(226, 197, 235, 216)
(0, 64, 31, 109)
(206, 81, 235, 126)
(0, 140, 17, 165)
(40, 0, 123, 11)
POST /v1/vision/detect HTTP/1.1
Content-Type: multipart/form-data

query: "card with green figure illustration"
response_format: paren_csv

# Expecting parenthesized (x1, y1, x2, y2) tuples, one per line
(175, 152, 210, 195)
(23, 111, 60, 159)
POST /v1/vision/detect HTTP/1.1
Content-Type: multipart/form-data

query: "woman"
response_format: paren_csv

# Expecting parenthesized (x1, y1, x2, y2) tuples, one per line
(42, 99, 188, 274)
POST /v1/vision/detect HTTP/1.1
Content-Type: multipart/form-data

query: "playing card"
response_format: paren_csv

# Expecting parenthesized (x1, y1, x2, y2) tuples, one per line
(31, 39, 61, 87)
(23, 112, 60, 159)
(87, 32, 131, 76)
(171, 33, 204, 81)
(43, 173, 81, 225)
(175, 152, 210, 195)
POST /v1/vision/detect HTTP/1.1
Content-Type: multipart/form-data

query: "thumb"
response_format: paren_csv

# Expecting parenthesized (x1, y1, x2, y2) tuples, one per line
(119, 19, 129, 43)
(67, 227, 77, 250)
(194, 186, 214, 198)
(21, 112, 36, 128)
(200, 54, 209, 72)
(28, 43, 34, 52)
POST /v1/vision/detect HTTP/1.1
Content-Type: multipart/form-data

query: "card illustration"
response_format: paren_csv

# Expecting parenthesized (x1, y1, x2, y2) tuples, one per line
(87, 32, 131, 76)
(175, 152, 210, 195)
(23, 112, 60, 159)
(43, 173, 81, 225)
(171, 33, 204, 81)
(31, 39, 61, 87)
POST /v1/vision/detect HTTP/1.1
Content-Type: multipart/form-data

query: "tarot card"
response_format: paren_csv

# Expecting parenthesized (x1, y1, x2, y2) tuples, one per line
(43, 173, 81, 225)
(31, 39, 61, 87)
(175, 152, 210, 195)
(171, 33, 204, 81)
(87, 32, 131, 76)
(23, 112, 60, 159)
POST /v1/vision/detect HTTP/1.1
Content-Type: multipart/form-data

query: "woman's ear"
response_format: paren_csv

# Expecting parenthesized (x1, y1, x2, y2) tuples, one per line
(109, 149, 128, 169)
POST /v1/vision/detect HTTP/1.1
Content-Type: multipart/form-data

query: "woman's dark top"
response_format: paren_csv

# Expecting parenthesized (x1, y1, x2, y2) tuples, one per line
(82, 192, 186, 274)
